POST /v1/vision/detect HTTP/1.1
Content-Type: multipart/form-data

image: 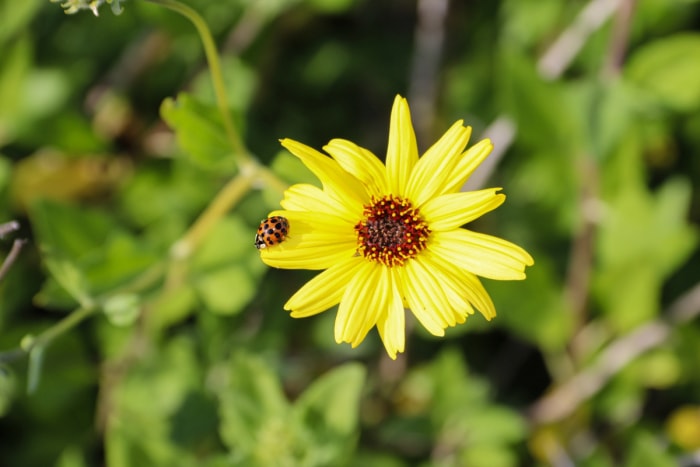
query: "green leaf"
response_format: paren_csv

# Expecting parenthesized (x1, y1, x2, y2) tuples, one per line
(56, 446, 88, 467)
(191, 216, 266, 315)
(215, 353, 290, 454)
(0, 365, 16, 417)
(291, 364, 366, 465)
(105, 336, 203, 467)
(42, 255, 93, 308)
(626, 33, 700, 112)
(596, 128, 698, 330)
(161, 93, 234, 171)
(459, 406, 527, 445)
(102, 293, 141, 327)
(293, 363, 366, 437)
(149, 286, 198, 329)
(460, 444, 519, 467)
(29, 199, 116, 262)
(0, 0, 42, 46)
(497, 49, 583, 153)
(624, 431, 676, 467)
(0, 35, 30, 145)
(192, 56, 257, 114)
(306, 0, 355, 14)
(81, 232, 160, 296)
(0, 156, 10, 192)
(30, 199, 160, 309)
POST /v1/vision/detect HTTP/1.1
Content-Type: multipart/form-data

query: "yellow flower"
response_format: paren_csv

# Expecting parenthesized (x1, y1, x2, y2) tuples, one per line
(261, 95, 533, 359)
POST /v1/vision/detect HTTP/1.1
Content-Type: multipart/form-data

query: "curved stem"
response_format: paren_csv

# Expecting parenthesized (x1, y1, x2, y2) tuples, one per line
(170, 165, 257, 261)
(145, 0, 248, 160)
(0, 306, 96, 364)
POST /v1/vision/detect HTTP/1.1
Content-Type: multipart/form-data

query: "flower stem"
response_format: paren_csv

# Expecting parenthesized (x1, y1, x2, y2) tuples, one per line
(144, 0, 248, 160)
(0, 306, 96, 364)
(171, 166, 257, 261)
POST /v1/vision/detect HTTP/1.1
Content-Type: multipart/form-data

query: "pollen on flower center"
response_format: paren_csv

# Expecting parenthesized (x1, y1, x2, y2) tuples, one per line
(354, 195, 431, 267)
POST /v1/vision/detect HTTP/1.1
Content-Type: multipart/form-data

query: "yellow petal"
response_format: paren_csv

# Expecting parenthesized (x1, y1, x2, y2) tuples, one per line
(406, 121, 472, 206)
(411, 257, 462, 327)
(416, 255, 474, 324)
(399, 260, 449, 335)
(441, 139, 494, 194)
(280, 138, 368, 206)
(385, 96, 418, 196)
(421, 189, 505, 231)
(260, 211, 357, 270)
(422, 250, 496, 320)
(430, 229, 534, 280)
(335, 262, 388, 347)
(324, 139, 388, 196)
(280, 183, 359, 219)
(376, 268, 405, 359)
(285, 256, 362, 317)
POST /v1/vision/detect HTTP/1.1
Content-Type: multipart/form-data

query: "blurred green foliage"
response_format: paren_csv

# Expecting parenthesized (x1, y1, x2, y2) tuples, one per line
(1, 0, 700, 465)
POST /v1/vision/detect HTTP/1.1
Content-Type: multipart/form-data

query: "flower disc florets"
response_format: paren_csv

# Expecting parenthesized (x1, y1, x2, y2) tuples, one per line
(355, 195, 431, 267)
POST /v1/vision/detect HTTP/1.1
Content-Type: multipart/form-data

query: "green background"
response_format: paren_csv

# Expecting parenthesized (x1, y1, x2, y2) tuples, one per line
(1, 0, 700, 465)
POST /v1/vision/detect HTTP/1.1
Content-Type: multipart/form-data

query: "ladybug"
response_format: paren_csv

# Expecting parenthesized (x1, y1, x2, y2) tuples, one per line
(255, 216, 290, 249)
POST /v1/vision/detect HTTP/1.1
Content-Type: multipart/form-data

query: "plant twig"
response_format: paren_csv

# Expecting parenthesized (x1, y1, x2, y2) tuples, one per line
(604, 0, 636, 77)
(0, 221, 20, 238)
(564, 157, 599, 339)
(528, 283, 700, 424)
(0, 239, 27, 283)
(0, 306, 97, 365)
(145, 0, 248, 160)
(538, 0, 623, 80)
(170, 166, 256, 263)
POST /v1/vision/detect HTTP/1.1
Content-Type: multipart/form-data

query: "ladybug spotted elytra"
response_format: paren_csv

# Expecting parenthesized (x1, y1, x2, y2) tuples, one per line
(255, 216, 290, 249)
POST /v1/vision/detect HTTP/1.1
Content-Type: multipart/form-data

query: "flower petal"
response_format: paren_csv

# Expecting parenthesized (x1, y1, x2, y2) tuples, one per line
(430, 229, 534, 280)
(440, 139, 494, 194)
(324, 139, 388, 197)
(335, 262, 388, 347)
(412, 257, 465, 327)
(385, 96, 418, 196)
(281, 138, 369, 206)
(280, 183, 360, 219)
(398, 260, 449, 335)
(406, 120, 472, 206)
(284, 256, 362, 317)
(422, 250, 496, 320)
(260, 211, 357, 270)
(421, 189, 505, 231)
(376, 268, 405, 359)
(416, 255, 473, 324)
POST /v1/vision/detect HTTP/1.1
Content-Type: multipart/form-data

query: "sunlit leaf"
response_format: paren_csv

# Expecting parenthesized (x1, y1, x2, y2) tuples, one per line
(102, 293, 141, 327)
(215, 353, 289, 453)
(293, 363, 365, 436)
(161, 93, 234, 171)
(626, 33, 700, 112)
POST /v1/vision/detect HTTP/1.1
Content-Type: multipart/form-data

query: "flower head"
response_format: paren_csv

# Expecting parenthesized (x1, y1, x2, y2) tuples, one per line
(261, 96, 533, 359)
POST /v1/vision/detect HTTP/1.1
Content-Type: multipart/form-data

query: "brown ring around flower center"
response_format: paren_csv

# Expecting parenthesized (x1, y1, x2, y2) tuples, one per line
(354, 195, 431, 267)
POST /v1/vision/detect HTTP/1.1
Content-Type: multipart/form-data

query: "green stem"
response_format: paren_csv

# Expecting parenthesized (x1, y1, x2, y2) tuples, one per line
(144, 0, 289, 262)
(31, 306, 96, 348)
(171, 166, 257, 260)
(145, 0, 248, 160)
(0, 306, 96, 364)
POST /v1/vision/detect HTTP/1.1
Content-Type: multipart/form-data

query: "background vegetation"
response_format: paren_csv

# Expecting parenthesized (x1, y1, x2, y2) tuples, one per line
(1, 0, 700, 465)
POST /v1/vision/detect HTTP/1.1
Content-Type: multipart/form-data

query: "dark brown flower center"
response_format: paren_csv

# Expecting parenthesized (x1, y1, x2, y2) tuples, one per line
(354, 195, 431, 267)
